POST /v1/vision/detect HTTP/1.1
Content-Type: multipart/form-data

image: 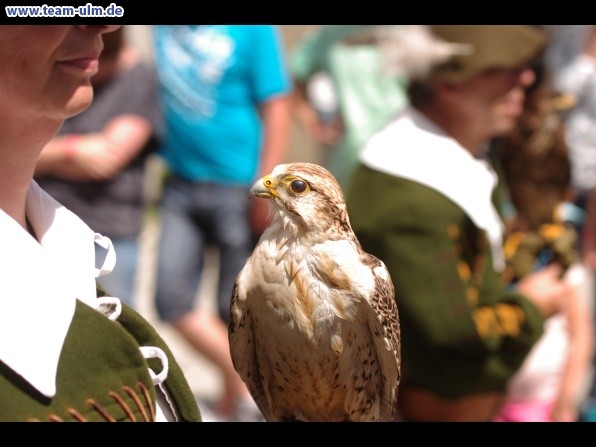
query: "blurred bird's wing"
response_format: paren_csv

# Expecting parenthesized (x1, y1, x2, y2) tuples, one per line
(360, 253, 401, 420)
(228, 279, 275, 422)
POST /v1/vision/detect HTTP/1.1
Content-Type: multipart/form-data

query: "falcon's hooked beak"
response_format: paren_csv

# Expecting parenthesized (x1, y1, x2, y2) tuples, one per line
(250, 175, 279, 199)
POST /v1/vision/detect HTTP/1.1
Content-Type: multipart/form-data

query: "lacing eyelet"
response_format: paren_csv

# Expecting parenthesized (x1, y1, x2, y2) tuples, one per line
(139, 346, 169, 386)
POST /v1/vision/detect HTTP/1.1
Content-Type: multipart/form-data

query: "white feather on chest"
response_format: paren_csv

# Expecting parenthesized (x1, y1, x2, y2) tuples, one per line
(238, 231, 376, 350)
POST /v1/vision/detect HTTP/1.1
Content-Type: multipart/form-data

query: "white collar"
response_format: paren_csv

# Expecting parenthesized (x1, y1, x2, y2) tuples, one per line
(0, 181, 101, 397)
(360, 107, 505, 270)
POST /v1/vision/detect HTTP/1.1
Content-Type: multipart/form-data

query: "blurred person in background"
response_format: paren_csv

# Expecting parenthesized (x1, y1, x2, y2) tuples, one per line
(35, 26, 161, 309)
(490, 70, 593, 421)
(347, 25, 571, 422)
(546, 24, 596, 422)
(151, 25, 291, 420)
(290, 25, 410, 192)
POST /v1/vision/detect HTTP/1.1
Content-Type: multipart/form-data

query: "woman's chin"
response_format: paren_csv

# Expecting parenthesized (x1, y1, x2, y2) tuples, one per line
(63, 85, 95, 118)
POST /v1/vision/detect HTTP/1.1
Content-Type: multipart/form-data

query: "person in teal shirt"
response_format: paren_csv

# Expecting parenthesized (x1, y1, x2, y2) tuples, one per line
(152, 25, 292, 420)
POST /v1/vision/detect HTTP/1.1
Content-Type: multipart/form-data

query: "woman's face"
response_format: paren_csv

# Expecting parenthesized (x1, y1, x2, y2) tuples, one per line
(0, 25, 119, 123)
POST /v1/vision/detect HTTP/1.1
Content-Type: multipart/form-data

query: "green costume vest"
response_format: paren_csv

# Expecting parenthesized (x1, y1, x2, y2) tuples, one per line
(0, 296, 201, 422)
(347, 165, 545, 399)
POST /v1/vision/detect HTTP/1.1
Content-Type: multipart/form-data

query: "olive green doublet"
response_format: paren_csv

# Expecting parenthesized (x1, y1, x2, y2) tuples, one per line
(347, 165, 545, 399)
(0, 298, 201, 422)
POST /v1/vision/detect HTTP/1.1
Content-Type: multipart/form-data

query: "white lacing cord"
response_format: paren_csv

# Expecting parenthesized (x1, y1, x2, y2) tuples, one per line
(139, 346, 181, 421)
(94, 233, 116, 278)
(91, 304, 169, 386)
(91, 233, 179, 420)
(90, 297, 179, 420)
(92, 296, 123, 321)
(139, 346, 169, 386)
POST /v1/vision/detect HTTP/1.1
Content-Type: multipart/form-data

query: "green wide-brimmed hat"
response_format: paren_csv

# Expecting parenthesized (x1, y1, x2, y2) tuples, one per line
(429, 25, 548, 83)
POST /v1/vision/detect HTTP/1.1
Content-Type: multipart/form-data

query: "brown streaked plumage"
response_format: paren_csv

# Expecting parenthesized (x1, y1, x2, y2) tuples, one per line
(229, 162, 401, 422)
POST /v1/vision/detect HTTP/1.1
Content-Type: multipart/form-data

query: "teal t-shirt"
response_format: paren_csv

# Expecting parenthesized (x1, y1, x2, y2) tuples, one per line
(153, 25, 291, 186)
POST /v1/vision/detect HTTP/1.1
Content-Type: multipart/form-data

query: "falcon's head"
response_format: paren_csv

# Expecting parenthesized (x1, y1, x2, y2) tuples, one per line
(250, 163, 354, 242)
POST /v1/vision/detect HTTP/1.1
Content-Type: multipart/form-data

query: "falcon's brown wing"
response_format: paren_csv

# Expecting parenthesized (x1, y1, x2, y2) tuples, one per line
(360, 253, 401, 421)
(228, 279, 276, 421)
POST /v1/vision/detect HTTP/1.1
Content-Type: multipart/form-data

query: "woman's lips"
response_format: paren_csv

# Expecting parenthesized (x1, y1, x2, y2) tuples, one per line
(57, 49, 101, 75)
(60, 57, 99, 71)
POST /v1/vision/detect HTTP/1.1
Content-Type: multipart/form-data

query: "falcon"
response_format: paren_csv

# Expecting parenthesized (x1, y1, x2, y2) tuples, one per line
(229, 162, 401, 422)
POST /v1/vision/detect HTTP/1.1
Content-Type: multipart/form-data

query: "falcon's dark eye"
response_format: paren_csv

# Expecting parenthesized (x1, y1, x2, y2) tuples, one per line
(290, 179, 308, 194)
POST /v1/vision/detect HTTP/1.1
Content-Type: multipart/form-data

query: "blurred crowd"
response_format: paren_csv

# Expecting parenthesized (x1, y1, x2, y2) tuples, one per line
(23, 25, 596, 422)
